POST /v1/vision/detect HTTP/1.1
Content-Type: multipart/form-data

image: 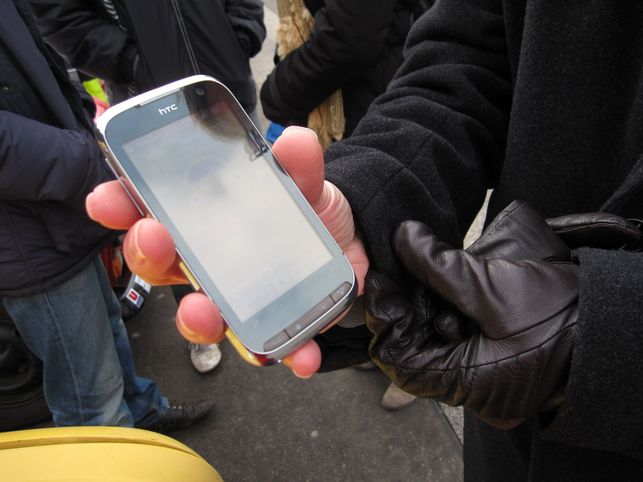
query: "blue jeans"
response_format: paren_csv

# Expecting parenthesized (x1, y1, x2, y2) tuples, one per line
(2, 257, 166, 427)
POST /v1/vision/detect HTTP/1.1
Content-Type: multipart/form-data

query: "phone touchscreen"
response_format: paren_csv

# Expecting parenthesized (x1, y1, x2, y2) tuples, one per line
(120, 98, 333, 323)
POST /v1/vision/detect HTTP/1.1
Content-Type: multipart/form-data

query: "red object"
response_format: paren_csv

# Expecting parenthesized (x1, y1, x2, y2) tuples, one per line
(93, 97, 109, 120)
(127, 290, 140, 303)
(99, 245, 117, 287)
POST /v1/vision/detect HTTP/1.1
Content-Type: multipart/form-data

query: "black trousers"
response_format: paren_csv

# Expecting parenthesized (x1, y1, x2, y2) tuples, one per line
(463, 409, 532, 482)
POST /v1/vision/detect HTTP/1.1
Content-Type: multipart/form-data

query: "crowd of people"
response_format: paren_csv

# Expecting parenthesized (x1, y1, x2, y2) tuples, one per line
(30, 0, 267, 374)
(2, 0, 642, 480)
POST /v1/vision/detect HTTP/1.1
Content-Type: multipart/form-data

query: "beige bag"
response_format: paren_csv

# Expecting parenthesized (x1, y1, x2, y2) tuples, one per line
(276, 0, 345, 149)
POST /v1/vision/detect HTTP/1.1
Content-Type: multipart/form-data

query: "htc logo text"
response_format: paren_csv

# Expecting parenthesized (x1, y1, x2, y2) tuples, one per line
(158, 104, 178, 115)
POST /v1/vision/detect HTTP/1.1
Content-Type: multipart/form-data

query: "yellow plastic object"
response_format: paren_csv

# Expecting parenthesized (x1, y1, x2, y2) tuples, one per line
(178, 261, 202, 292)
(0, 426, 223, 481)
(225, 329, 264, 367)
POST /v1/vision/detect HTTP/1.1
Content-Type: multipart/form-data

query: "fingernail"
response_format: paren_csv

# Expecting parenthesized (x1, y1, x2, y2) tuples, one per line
(176, 313, 199, 342)
(85, 191, 96, 219)
(284, 125, 318, 140)
(281, 358, 312, 378)
(292, 368, 313, 380)
(129, 221, 147, 264)
(295, 373, 313, 380)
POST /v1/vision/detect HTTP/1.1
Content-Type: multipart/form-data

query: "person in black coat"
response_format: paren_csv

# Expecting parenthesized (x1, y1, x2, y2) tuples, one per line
(0, 0, 213, 431)
(87, 0, 643, 479)
(260, 0, 419, 140)
(30, 0, 265, 119)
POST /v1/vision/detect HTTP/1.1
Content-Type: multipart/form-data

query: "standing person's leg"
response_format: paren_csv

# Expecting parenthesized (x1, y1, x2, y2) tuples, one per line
(3, 258, 140, 426)
(97, 260, 215, 432)
(463, 410, 531, 482)
(92, 257, 167, 427)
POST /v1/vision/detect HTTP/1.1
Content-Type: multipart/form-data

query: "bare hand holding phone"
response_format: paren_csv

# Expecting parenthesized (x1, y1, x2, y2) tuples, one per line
(87, 126, 369, 377)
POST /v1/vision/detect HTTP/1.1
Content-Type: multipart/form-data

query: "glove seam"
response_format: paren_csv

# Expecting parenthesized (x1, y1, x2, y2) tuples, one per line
(483, 300, 577, 341)
(465, 355, 481, 406)
(556, 221, 635, 233)
(386, 321, 576, 373)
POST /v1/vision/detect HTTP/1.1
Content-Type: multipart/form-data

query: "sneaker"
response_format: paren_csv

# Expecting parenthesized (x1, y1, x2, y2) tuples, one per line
(149, 399, 215, 434)
(189, 343, 222, 373)
(381, 382, 417, 411)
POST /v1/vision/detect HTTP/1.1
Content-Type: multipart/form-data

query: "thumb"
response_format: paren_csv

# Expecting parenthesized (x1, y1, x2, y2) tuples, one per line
(394, 221, 488, 315)
(272, 126, 355, 249)
(394, 221, 578, 337)
(272, 126, 324, 207)
(394, 221, 508, 332)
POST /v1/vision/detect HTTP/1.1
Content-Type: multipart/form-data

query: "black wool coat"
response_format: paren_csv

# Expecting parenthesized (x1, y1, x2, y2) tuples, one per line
(30, 0, 266, 110)
(260, 0, 419, 136)
(323, 0, 643, 480)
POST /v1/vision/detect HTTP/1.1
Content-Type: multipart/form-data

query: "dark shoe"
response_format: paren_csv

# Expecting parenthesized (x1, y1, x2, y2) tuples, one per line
(149, 399, 215, 433)
(381, 383, 417, 411)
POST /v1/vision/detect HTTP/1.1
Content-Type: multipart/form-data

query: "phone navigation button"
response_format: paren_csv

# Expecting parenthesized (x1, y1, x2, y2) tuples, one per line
(330, 283, 352, 302)
(263, 331, 290, 352)
(285, 297, 335, 338)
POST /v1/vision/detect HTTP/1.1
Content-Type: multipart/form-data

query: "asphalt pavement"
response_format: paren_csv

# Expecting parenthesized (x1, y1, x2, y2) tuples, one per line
(129, 290, 463, 481)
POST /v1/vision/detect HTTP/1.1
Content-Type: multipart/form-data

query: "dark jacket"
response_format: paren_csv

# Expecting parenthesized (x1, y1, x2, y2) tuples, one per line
(260, 0, 419, 137)
(323, 0, 643, 480)
(0, 0, 114, 297)
(30, 0, 265, 110)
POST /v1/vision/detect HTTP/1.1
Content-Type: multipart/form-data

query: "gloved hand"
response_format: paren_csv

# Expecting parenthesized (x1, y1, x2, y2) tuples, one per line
(365, 201, 641, 428)
(434, 204, 641, 342)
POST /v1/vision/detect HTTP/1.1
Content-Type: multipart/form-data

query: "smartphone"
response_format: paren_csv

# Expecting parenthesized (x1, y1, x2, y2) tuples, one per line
(95, 75, 356, 366)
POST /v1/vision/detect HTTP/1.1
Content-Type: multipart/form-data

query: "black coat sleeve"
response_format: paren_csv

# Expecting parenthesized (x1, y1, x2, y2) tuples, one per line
(324, 1, 643, 464)
(0, 110, 108, 204)
(260, 0, 399, 125)
(541, 248, 643, 461)
(29, 0, 134, 82)
(224, 0, 266, 58)
(324, 0, 511, 283)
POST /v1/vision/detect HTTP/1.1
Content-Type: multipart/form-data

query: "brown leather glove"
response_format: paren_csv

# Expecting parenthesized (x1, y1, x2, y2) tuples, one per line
(366, 201, 641, 427)
(436, 205, 641, 342)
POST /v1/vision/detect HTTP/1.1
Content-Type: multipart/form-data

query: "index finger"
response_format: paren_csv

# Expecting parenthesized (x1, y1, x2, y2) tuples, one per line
(86, 180, 142, 230)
